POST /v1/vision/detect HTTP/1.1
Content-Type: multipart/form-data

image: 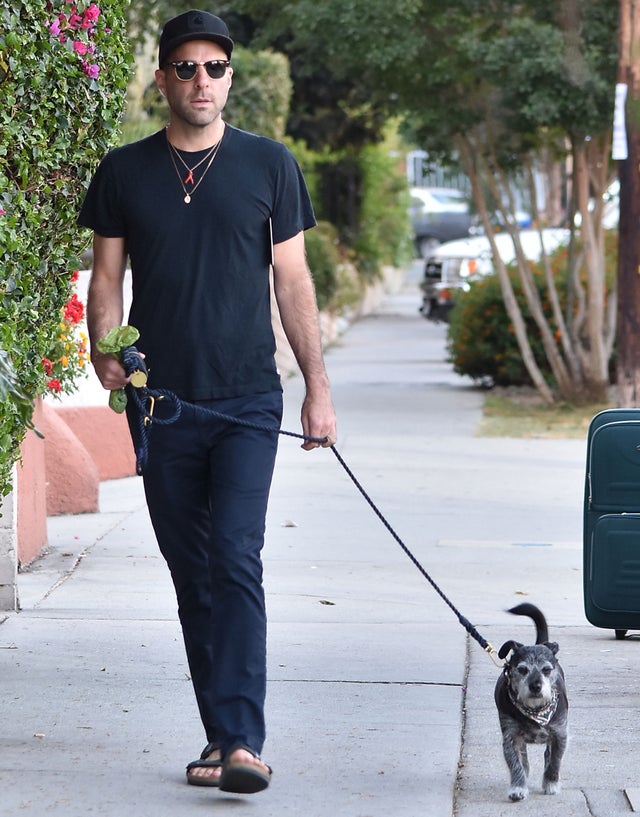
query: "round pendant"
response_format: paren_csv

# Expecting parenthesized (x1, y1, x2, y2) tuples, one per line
(184, 194, 191, 204)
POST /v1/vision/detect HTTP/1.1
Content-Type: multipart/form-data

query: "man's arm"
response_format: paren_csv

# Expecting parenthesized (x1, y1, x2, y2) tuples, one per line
(272, 231, 337, 450)
(86, 233, 129, 391)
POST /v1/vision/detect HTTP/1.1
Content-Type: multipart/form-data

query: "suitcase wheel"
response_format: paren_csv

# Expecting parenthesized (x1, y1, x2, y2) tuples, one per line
(615, 629, 628, 640)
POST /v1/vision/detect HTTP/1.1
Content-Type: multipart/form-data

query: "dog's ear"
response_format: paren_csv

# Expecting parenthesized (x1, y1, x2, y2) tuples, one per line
(498, 640, 522, 659)
(543, 641, 559, 656)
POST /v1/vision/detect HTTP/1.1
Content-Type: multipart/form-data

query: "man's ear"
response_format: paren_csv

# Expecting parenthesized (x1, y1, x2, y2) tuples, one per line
(155, 68, 167, 97)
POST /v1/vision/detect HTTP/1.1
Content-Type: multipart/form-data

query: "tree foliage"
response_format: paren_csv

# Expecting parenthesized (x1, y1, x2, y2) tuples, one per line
(0, 0, 132, 497)
(237, 0, 618, 402)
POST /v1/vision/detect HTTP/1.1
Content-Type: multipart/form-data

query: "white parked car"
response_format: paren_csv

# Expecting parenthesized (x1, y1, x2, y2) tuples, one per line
(420, 228, 570, 320)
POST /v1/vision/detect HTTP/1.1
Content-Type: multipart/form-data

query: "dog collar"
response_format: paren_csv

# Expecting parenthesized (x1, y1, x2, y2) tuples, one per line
(507, 685, 559, 726)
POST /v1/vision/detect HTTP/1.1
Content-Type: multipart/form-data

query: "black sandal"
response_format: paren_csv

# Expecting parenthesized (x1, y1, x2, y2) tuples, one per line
(186, 742, 222, 788)
(218, 746, 272, 794)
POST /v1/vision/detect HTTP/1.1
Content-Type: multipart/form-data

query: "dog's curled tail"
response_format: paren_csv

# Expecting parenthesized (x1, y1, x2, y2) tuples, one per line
(507, 603, 549, 644)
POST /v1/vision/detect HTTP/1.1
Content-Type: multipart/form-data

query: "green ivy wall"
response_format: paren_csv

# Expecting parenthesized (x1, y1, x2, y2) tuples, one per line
(0, 1, 132, 497)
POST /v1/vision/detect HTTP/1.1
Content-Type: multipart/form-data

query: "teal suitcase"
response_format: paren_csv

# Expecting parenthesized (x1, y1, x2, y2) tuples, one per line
(584, 409, 640, 638)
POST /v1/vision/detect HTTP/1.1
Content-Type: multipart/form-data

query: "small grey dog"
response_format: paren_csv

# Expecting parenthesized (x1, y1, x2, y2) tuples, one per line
(494, 603, 568, 801)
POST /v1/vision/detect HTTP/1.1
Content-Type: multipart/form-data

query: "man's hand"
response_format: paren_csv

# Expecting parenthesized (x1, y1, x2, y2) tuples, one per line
(91, 350, 129, 391)
(300, 387, 337, 450)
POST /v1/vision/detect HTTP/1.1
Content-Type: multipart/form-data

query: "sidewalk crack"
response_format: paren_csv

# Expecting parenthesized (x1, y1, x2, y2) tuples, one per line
(31, 546, 91, 608)
(580, 788, 598, 816)
(452, 634, 472, 816)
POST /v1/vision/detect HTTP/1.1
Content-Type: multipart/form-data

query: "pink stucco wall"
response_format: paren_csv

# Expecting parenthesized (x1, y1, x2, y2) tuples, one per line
(16, 402, 136, 566)
(16, 400, 48, 566)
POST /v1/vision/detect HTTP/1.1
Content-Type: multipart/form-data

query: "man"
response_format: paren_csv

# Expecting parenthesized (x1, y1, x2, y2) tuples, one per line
(79, 9, 336, 795)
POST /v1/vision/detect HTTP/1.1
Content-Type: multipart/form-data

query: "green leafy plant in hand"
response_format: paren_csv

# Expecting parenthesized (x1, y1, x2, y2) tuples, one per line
(96, 325, 140, 413)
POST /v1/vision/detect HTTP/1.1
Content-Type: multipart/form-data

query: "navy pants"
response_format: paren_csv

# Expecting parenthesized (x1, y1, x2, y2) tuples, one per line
(136, 391, 282, 758)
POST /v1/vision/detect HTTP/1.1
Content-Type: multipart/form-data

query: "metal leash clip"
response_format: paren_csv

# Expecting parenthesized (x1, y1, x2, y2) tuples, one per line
(485, 643, 505, 668)
(143, 393, 165, 426)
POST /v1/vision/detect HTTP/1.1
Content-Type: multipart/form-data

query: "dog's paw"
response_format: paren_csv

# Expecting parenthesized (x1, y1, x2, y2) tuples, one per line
(508, 786, 528, 801)
(543, 780, 560, 795)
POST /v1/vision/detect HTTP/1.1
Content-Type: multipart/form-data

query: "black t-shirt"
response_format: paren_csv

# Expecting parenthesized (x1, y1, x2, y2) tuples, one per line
(78, 126, 316, 400)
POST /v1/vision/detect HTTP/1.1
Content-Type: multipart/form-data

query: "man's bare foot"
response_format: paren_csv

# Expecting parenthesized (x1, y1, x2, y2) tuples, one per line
(227, 748, 270, 774)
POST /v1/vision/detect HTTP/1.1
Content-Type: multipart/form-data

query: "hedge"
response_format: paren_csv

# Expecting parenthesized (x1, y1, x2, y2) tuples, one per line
(447, 232, 617, 388)
(0, 1, 132, 497)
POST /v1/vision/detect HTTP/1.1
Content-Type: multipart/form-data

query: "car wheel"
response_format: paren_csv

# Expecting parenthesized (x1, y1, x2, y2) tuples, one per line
(417, 236, 441, 259)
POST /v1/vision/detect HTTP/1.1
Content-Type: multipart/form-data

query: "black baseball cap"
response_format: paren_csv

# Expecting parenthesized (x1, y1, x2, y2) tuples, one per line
(158, 10, 234, 66)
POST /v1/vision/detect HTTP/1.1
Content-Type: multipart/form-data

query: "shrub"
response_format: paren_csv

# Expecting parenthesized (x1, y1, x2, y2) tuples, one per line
(0, 0, 132, 497)
(304, 221, 341, 312)
(447, 270, 548, 386)
(352, 136, 414, 279)
(224, 47, 292, 140)
(447, 231, 617, 388)
(312, 133, 413, 282)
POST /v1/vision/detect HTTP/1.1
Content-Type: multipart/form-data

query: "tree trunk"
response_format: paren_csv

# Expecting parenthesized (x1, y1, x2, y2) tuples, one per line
(616, 0, 640, 406)
(460, 139, 555, 404)
(572, 140, 610, 399)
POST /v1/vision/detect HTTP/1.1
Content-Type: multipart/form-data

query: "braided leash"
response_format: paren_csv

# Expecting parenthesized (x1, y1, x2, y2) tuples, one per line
(125, 383, 329, 475)
(125, 374, 500, 664)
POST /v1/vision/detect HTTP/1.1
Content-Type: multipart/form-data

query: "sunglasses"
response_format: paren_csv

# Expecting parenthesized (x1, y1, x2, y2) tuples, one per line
(168, 60, 230, 81)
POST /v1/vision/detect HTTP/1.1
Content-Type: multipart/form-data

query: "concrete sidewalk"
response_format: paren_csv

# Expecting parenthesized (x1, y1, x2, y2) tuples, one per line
(1, 263, 639, 816)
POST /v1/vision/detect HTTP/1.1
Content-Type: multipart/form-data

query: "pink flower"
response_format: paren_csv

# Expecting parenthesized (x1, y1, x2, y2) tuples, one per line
(84, 3, 100, 22)
(68, 12, 83, 29)
(82, 61, 100, 79)
(82, 4, 100, 28)
(73, 39, 89, 55)
(0, 208, 5, 216)
(48, 18, 61, 36)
